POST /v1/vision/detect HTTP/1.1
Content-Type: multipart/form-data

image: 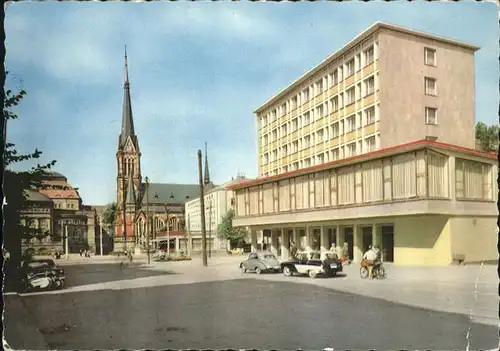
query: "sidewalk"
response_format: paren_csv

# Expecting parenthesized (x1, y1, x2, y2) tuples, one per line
(3, 294, 51, 350)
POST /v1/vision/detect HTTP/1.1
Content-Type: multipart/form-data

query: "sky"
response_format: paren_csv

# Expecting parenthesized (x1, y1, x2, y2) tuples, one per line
(5, 1, 498, 206)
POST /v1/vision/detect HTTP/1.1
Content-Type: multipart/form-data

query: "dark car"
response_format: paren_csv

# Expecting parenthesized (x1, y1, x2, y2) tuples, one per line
(239, 251, 281, 274)
(20, 259, 66, 292)
(22, 259, 65, 276)
(280, 252, 343, 278)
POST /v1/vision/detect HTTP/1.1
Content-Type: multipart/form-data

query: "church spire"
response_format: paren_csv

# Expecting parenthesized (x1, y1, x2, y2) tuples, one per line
(204, 142, 211, 185)
(119, 46, 137, 149)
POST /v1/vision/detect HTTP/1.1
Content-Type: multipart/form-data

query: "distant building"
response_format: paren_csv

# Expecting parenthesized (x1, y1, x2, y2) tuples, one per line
(21, 172, 97, 256)
(255, 21, 479, 178)
(113, 50, 201, 253)
(185, 175, 249, 253)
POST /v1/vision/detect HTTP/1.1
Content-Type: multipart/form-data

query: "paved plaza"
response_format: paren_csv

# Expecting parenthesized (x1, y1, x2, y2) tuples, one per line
(4, 255, 499, 350)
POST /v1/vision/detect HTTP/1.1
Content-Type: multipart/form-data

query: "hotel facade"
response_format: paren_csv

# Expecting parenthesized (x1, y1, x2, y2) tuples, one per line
(231, 22, 497, 266)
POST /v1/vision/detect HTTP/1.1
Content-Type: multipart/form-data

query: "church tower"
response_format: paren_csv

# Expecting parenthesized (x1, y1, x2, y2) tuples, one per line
(115, 47, 142, 247)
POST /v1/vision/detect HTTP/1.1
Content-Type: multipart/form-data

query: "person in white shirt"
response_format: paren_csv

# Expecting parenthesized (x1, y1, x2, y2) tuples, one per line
(363, 245, 377, 279)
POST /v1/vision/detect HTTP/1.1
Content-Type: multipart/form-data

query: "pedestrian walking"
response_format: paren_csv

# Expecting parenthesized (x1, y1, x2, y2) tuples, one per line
(290, 241, 298, 259)
(342, 242, 349, 261)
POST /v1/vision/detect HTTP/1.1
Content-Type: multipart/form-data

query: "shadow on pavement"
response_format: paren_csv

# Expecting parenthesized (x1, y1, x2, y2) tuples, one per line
(60, 263, 177, 288)
(10, 279, 497, 351)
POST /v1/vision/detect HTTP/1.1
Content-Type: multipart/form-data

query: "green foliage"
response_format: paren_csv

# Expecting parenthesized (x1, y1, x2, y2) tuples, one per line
(3, 77, 58, 273)
(101, 202, 117, 232)
(475, 122, 499, 153)
(217, 209, 246, 245)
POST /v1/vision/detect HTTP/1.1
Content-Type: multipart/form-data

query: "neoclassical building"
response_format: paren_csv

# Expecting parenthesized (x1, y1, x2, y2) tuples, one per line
(114, 51, 200, 252)
(21, 172, 97, 255)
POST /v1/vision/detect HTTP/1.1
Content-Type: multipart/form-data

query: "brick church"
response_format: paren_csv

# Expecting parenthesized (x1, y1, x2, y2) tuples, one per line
(114, 50, 209, 252)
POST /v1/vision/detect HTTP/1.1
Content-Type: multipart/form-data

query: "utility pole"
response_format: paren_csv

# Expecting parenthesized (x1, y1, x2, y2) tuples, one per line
(99, 217, 103, 256)
(166, 206, 170, 256)
(65, 224, 69, 260)
(145, 177, 150, 265)
(187, 214, 192, 257)
(198, 150, 208, 267)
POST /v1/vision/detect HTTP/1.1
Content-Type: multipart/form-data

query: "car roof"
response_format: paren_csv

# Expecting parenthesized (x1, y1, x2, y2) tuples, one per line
(250, 251, 276, 257)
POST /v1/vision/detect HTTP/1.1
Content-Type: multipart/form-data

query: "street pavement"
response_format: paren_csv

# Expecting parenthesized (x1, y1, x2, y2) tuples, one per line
(4, 255, 499, 350)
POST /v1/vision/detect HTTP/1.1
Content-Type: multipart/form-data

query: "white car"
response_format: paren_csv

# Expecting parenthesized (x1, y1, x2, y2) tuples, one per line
(280, 251, 343, 278)
(152, 250, 168, 261)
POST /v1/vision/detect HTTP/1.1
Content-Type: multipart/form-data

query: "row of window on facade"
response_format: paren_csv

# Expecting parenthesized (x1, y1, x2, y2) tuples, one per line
(262, 135, 377, 178)
(262, 108, 377, 162)
(262, 74, 377, 130)
(262, 101, 377, 147)
(189, 220, 218, 230)
(185, 193, 217, 210)
(27, 207, 51, 213)
(262, 131, 378, 168)
(260, 45, 376, 126)
(136, 215, 180, 234)
(248, 154, 493, 215)
(262, 74, 437, 150)
(21, 218, 51, 230)
(54, 202, 78, 209)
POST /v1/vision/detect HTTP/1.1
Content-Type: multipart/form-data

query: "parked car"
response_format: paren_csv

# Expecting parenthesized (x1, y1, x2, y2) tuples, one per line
(152, 249, 169, 261)
(22, 258, 65, 276)
(239, 251, 281, 274)
(20, 260, 66, 292)
(280, 252, 343, 278)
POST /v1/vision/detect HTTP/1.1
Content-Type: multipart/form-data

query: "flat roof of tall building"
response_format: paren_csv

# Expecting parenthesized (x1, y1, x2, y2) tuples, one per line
(254, 21, 480, 114)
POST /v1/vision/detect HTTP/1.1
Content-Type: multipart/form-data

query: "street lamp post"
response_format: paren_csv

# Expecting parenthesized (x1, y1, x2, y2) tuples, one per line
(208, 199, 212, 258)
(165, 205, 170, 256)
(65, 224, 69, 260)
(122, 176, 127, 253)
(153, 193, 158, 249)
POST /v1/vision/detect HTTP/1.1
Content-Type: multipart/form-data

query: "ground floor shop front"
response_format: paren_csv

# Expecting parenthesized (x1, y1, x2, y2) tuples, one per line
(245, 214, 497, 266)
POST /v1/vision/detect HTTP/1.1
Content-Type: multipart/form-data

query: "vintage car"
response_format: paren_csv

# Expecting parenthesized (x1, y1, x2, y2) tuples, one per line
(20, 260, 66, 292)
(22, 258, 65, 276)
(280, 251, 343, 278)
(239, 251, 281, 274)
(152, 250, 168, 261)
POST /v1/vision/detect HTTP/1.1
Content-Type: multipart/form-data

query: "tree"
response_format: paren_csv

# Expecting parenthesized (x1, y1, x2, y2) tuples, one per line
(475, 122, 499, 153)
(3, 79, 59, 291)
(101, 202, 117, 233)
(217, 209, 246, 248)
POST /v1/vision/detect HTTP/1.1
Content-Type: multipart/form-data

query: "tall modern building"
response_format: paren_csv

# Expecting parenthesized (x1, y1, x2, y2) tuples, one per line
(231, 22, 497, 266)
(256, 22, 478, 178)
